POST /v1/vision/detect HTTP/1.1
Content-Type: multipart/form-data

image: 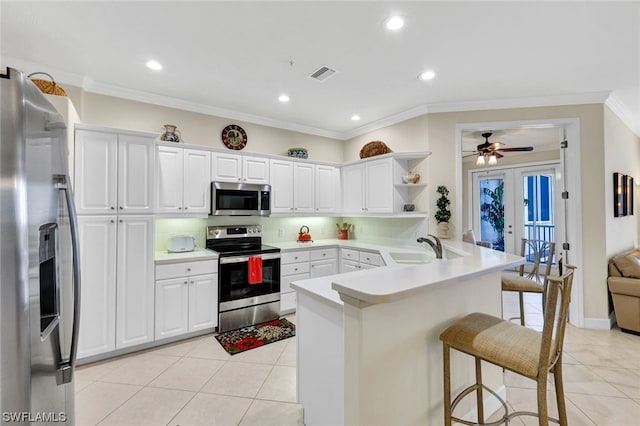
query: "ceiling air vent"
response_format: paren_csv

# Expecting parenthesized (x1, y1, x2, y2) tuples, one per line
(309, 65, 337, 82)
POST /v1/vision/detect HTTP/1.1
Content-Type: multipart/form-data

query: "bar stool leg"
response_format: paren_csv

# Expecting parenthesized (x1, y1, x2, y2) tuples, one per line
(443, 344, 452, 426)
(475, 357, 484, 424)
(536, 376, 549, 426)
(519, 292, 526, 326)
(553, 363, 568, 426)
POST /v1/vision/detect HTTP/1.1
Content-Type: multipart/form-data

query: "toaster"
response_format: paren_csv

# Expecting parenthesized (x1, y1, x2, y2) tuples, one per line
(168, 235, 196, 253)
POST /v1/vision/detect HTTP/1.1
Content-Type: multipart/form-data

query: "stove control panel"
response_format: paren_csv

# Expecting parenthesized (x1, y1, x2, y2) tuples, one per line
(207, 225, 262, 239)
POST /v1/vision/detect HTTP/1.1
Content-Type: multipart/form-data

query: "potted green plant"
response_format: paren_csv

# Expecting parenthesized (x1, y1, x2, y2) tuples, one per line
(435, 185, 452, 238)
(480, 182, 505, 251)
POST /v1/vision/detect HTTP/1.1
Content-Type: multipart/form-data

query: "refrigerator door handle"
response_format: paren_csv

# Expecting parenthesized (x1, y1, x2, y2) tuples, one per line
(55, 175, 81, 385)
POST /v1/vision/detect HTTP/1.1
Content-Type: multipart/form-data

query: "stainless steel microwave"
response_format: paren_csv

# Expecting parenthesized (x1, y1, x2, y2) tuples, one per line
(210, 182, 271, 216)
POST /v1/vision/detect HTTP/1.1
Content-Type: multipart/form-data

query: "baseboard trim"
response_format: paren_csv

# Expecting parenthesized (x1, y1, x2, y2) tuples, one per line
(582, 315, 614, 330)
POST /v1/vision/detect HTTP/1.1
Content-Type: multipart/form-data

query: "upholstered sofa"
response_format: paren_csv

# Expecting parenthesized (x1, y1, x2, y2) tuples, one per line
(608, 249, 640, 334)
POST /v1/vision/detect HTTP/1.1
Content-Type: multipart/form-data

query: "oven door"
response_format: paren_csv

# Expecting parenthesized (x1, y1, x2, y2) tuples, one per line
(218, 252, 281, 312)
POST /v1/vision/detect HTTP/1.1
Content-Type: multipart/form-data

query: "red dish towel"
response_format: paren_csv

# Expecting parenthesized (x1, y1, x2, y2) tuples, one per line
(248, 255, 263, 285)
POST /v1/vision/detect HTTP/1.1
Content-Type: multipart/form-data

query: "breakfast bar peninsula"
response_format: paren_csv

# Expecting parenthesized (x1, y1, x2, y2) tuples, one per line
(290, 241, 524, 426)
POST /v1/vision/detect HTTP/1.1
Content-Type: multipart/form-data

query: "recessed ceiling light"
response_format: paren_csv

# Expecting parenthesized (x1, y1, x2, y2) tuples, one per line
(351, 115, 361, 121)
(419, 70, 436, 80)
(385, 16, 405, 31)
(145, 60, 162, 71)
(278, 94, 290, 103)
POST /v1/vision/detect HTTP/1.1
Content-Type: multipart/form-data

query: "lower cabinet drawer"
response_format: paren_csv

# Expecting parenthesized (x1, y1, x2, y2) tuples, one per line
(340, 248, 359, 261)
(310, 248, 338, 261)
(281, 262, 310, 276)
(282, 250, 310, 264)
(359, 251, 383, 266)
(156, 259, 217, 280)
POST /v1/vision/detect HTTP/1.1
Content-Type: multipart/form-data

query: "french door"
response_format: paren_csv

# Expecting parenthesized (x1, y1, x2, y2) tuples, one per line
(471, 163, 562, 258)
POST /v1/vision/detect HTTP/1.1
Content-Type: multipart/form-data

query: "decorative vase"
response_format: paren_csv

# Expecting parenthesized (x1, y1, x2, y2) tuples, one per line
(437, 222, 450, 239)
(160, 124, 182, 143)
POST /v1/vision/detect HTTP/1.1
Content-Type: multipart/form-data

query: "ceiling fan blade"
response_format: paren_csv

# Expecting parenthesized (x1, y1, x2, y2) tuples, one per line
(463, 153, 480, 158)
(498, 146, 534, 152)
(494, 152, 504, 159)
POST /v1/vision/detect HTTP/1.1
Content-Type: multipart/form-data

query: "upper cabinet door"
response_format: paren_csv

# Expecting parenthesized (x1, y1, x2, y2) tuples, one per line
(118, 134, 154, 214)
(315, 165, 339, 213)
(269, 159, 294, 213)
(155, 146, 184, 213)
(183, 149, 211, 214)
(75, 130, 118, 214)
(211, 152, 242, 182)
(293, 163, 315, 213)
(365, 158, 393, 213)
(341, 163, 365, 214)
(242, 155, 270, 184)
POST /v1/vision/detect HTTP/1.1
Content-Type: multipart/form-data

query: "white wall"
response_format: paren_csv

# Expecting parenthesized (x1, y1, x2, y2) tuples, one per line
(604, 106, 640, 259)
(344, 103, 616, 323)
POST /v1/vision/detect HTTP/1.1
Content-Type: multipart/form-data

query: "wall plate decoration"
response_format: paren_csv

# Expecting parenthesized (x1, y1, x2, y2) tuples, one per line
(221, 124, 247, 150)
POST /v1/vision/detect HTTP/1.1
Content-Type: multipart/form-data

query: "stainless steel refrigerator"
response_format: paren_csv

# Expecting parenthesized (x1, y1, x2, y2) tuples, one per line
(1, 68, 80, 424)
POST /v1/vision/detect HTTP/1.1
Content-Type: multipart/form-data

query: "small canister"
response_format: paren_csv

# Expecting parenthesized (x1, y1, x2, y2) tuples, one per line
(338, 229, 349, 240)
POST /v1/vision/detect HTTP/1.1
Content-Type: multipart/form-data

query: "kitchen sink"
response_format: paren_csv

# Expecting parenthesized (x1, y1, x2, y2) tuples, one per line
(389, 252, 435, 264)
(389, 249, 466, 264)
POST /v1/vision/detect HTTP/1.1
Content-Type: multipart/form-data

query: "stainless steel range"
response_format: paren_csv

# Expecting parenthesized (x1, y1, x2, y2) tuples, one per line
(206, 225, 281, 332)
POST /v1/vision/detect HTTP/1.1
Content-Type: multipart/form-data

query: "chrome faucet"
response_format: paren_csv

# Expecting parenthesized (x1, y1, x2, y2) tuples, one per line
(417, 234, 443, 259)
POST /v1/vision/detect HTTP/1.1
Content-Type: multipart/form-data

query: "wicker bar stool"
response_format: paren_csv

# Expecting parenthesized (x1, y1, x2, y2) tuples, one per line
(440, 265, 576, 426)
(502, 238, 556, 326)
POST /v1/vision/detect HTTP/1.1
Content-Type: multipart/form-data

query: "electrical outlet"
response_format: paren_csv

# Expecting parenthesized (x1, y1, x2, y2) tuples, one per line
(278, 228, 284, 238)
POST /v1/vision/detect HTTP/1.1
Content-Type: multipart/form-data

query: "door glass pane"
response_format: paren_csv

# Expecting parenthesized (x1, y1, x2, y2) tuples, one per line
(479, 178, 505, 251)
(522, 173, 555, 245)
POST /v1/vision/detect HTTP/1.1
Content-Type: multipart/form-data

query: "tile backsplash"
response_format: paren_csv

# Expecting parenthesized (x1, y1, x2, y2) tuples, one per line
(155, 216, 429, 252)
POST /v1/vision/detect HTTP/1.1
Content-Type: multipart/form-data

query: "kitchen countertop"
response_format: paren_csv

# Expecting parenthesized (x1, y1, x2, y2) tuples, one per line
(154, 248, 218, 264)
(288, 239, 524, 307)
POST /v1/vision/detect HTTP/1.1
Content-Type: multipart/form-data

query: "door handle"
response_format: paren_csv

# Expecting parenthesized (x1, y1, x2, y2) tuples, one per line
(55, 175, 81, 385)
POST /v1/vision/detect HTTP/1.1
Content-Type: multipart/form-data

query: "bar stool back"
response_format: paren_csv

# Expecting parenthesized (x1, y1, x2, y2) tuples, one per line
(440, 264, 576, 426)
(502, 238, 556, 326)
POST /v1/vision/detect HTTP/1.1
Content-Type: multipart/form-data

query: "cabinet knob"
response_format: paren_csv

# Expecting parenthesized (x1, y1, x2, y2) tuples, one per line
(238, 178, 242, 181)
(110, 206, 115, 210)
(184, 281, 188, 285)
(294, 268, 298, 271)
(184, 207, 188, 210)
(119, 219, 123, 223)
(178, 207, 182, 210)
(290, 208, 294, 211)
(187, 268, 191, 272)
(323, 253, 326, 257)
(316, 208, 319, 211)
(119, 206, 123, 210)
(110, 219, 115, 223)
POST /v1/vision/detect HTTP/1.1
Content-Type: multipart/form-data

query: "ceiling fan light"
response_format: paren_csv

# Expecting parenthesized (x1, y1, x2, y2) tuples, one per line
(476, 155, 485, 166)
(488, 154, 498, 165)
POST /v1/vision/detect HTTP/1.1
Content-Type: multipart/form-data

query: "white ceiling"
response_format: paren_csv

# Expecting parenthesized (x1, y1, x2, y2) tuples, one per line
(2, 1, 639, 140)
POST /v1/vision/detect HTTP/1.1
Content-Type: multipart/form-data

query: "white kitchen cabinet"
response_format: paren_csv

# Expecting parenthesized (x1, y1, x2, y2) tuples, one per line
(341, 158, 393, 214)
(293, 162, 315, 213)
(155, 277, 189, 338)
(211, 152, 269, 184)
(156, 146, 211, 215)
(281, 250, 310, 314)
(77, 216, 117, 358)
(269, 159, 295, 213)
(116, 215, 155, 349)
(310, 248, 338, 278)
(315, 165, 340, 213)
(341, 163, 365, 214)
(75, 128, 154, 215)
(339, 248, 384, 273)
(155, 260, 218, 340)
(77, 215, 155, 358)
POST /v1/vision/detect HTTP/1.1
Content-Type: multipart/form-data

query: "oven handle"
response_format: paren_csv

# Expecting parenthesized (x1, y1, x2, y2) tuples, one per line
(219, 252, 281, 264)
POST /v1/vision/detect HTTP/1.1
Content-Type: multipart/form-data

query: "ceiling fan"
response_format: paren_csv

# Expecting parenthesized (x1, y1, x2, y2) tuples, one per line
(464, 132, 534, 165)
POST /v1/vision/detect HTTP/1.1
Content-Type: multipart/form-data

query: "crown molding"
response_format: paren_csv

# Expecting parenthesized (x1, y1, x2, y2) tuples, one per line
(4, 56, 635, 140)
(604, 92, 640, 138)
(82, 80, 344, 140)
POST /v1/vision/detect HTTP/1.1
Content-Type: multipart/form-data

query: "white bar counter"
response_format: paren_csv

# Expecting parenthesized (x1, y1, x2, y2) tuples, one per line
(291, 241, 524, 426)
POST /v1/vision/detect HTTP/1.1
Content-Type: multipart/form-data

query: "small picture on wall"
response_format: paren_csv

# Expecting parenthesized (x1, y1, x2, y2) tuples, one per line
(626, 175, 634, 216)
(614, 172, 625, 217)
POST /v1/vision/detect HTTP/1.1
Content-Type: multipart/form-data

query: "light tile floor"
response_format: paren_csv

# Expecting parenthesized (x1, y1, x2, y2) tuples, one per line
(75, 296, 640, 426)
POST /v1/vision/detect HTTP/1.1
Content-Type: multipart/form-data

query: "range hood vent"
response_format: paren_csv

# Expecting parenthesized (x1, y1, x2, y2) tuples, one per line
(309, 65, 337, 82)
